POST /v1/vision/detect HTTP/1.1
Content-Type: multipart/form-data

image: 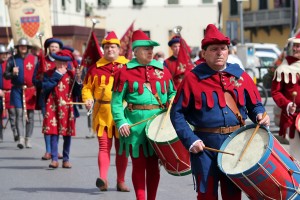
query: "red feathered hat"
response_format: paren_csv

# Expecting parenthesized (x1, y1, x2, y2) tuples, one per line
(201, 24, 230, 49)
(101, 31, 120, 46)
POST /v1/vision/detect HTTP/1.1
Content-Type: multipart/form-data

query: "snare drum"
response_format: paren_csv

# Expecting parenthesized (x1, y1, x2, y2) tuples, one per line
(218, 124, 300, 200)
(146, 112, 191, 176)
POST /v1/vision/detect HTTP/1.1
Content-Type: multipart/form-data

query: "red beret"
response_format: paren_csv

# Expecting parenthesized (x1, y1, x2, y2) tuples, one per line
(201, 24, 230, 49)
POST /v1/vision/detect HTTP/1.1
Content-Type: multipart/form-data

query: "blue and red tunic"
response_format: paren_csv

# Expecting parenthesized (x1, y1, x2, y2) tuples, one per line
(170, 62, 265, 194)
(6, 53, 37, 109)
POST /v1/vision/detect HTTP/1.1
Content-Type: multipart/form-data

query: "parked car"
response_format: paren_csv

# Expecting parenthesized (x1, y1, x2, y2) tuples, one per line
(245, 43, 281, 56)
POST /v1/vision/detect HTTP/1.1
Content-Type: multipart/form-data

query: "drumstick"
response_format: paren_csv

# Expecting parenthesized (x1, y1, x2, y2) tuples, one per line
(238, 112, 267, 161)
(160, 96, 175, 130)
(292, 91, 297, 107)
(204, 147, 234, 156)
(60, 100, 86, 105)
(129, 114, 157, 128)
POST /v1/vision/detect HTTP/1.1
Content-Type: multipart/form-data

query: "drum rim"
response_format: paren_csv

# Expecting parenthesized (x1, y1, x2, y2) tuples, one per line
(217, 124, 273, 176)
(145, 110, 179, 144)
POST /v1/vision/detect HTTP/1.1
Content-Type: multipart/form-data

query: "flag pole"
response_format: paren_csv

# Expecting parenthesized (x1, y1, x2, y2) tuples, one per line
(80, 18, 100, 71)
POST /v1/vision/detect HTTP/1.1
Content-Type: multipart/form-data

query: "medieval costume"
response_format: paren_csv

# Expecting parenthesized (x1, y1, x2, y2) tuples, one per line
(82, 31, 130, 192)
(272, 34, 300, 161)
(4, 38, 37, 149)
(42, 49, 82, 169)
(111, 30, 176, 200)
(170, 24, 267, 200)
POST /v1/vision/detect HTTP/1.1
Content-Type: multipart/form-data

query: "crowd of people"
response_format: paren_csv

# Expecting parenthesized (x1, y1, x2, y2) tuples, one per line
(11, 23, 300, 200)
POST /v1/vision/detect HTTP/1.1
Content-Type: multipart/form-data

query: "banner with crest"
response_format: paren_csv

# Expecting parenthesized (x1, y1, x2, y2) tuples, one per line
(5, 0, 52, 46)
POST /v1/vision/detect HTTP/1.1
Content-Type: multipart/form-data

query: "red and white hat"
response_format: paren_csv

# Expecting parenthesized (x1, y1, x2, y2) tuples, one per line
(289, 32, 300, 44)
(101, 31, 120, 46)
(201, 24, 230, 49)
(132, 30, 159, 50)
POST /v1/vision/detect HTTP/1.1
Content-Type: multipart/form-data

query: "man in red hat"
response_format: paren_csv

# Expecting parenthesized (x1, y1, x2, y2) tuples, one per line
(32, 37, 64, 160)
(82, 31, 130, 192)
(170, 24, 270, 199)
(111, 30, 176, 200)
(42, 49, 82, 169)
(272, 33, 300, 161)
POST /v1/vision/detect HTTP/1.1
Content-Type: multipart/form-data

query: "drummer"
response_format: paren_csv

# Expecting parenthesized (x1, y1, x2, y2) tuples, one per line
(111, 30, 176, 200)
(170, 24, 270, 200)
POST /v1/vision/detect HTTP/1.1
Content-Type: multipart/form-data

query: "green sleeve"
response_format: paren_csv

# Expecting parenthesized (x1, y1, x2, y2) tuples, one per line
(111, 82, 128, 129)
(168, 79, 177, 101)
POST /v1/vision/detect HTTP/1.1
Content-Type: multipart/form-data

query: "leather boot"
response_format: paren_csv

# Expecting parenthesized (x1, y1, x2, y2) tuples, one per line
(17, 137, 25, 149)
(25, 137, 32, 148)
(96, 178, 108, 191)
(117, 182, 130, 192)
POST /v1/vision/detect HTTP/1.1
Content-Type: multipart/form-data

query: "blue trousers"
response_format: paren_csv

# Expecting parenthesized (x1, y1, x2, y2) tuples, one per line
(50, 135, 71, 162)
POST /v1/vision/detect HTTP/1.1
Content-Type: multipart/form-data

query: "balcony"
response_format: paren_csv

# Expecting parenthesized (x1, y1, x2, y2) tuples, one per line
(243, 8, 291, 29)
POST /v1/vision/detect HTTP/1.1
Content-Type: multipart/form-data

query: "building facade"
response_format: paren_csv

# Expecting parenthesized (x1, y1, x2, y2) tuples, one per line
(222, 0, 300, 49)
(85, 0, 219, 57)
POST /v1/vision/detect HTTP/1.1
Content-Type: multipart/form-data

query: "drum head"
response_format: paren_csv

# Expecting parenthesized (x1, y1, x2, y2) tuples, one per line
(146, 112, 177, 143)
(218, 125, 269, 175)
(296, 114, 300, 132)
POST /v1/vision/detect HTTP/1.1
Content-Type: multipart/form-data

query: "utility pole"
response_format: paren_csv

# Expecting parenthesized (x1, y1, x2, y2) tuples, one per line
(237, 0, 244, 44)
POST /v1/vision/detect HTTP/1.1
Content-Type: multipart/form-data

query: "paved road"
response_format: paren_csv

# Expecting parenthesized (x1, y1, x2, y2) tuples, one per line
(0, 98, 285, 200)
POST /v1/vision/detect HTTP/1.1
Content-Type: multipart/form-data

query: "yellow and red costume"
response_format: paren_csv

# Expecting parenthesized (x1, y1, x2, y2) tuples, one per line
(81, 31, 129, 191)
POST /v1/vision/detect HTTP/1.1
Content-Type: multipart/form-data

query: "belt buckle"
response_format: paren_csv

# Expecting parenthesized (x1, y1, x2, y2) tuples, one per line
(220, 127, 225, 134)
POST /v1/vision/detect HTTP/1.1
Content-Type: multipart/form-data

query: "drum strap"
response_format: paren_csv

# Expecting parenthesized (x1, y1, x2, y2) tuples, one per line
(224, 92, 245, 126)
(144, 83, 165, 109)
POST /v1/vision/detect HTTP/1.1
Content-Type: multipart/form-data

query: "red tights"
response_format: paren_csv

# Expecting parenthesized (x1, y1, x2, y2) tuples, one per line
(130, 147, 160, 200)
(98, 129, 128, 184)
(197, 175, 241, 200)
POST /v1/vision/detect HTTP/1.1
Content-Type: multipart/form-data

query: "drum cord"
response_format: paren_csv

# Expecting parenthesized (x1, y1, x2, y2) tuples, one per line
(228, 145, 300, 200)
(151, 140, 191, 175)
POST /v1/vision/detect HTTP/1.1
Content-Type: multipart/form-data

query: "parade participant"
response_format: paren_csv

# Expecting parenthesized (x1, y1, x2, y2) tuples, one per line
(82, 31, 130, 192)
(4, 38, 37, 149)
(1, 44, 18, 142)
(0, 44, 7, 142)
(272, 33, 300, 161)
(32, 37, 63, 160)
(153, 51, 165, 63)
(164, 36, 193, 88)
(170, 24, 270, 200)
(111, 30, 176, 200)
(42, 49, 82, 169)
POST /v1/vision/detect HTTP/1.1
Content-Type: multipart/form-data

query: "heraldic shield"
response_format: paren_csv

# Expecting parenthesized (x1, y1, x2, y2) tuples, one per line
(21, 16, 40, 37)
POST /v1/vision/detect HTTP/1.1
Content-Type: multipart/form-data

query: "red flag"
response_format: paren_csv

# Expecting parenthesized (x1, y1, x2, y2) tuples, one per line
(81, 31, 103, 68)
(176, 36, 194, 76)
(120, 22, 134, 60)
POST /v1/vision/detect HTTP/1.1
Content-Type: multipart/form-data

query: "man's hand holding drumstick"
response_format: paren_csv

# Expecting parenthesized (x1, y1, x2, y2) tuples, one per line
(288, 91, 297, 114)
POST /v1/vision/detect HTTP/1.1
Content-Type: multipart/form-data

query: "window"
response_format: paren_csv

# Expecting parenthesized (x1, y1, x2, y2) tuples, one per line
(98, 0, 111, 8)
(230, 0, 238, 16)
(226, 21, 238, 41)
(259, 0, 268, 10)
(133, 0, 145, 6)
(76, 0, 81, 12)
(168, 0, 179, 4)
(62, 0, 66, 10)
